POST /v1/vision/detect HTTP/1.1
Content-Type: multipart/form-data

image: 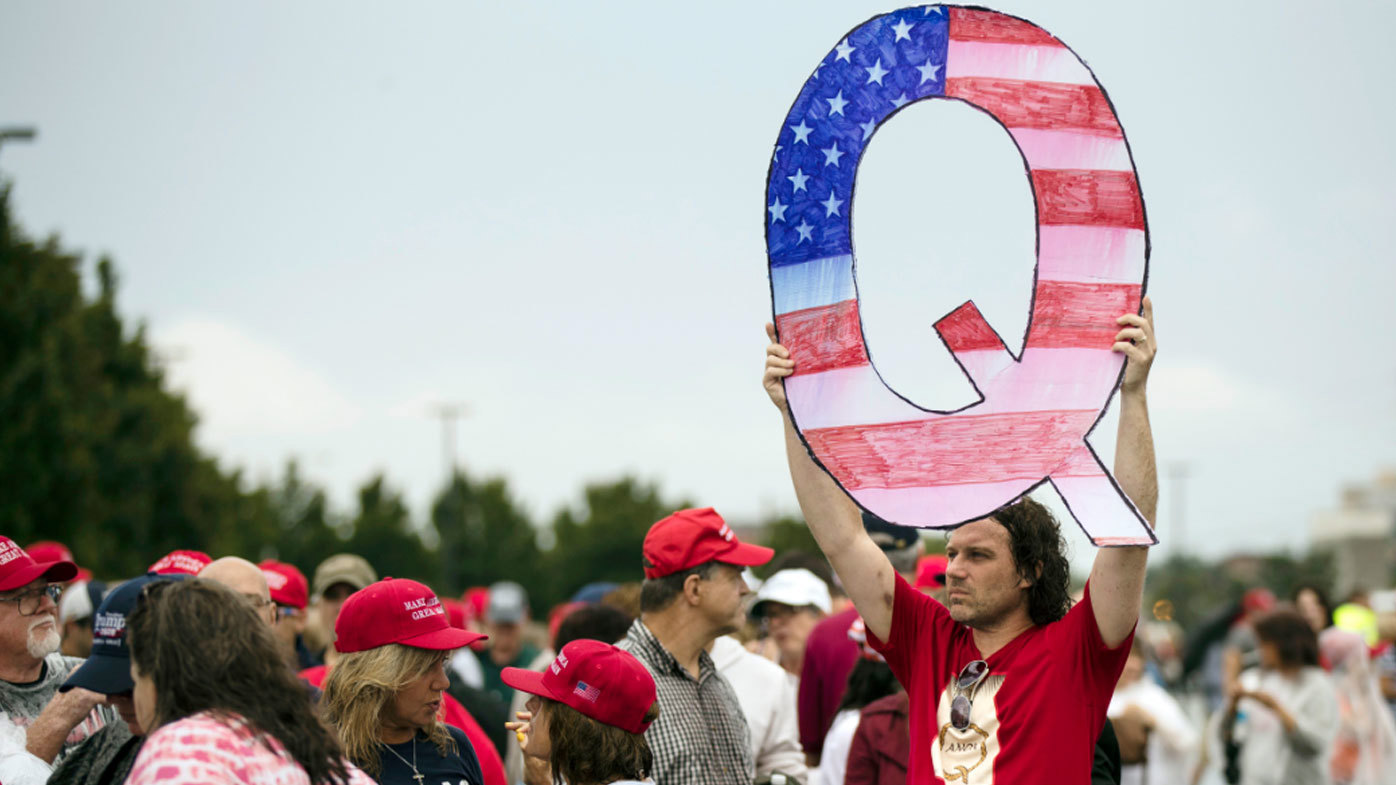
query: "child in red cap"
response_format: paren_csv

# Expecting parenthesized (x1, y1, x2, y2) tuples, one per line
(503, 639, 659, 785)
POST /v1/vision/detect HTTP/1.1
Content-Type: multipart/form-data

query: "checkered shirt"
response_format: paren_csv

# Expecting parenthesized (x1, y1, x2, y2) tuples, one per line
(619, 619, 754, 785)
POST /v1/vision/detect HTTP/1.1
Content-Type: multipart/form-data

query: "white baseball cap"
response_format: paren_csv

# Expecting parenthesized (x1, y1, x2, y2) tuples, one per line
(751, 568, 832, 615)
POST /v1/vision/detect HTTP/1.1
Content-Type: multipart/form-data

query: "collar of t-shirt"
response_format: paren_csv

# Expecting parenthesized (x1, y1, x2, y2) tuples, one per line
(377, 727, 483, 785)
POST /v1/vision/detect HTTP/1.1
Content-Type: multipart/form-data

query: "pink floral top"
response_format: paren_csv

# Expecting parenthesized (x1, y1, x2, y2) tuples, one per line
(128, 711, 375, 785)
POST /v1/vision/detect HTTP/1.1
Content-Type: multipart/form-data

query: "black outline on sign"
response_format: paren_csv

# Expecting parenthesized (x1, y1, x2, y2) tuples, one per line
(763, 4, 1156, 547)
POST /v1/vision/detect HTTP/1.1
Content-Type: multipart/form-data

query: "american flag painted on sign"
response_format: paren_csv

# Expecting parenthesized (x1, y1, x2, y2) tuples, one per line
(766, 5, 1154, 547)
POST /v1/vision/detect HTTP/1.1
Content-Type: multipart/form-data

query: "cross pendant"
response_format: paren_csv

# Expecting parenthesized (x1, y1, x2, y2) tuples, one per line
(412, 774, 424, 785)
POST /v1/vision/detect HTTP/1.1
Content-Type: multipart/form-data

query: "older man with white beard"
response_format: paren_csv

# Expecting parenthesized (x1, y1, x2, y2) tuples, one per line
(0, 537, 115, 770)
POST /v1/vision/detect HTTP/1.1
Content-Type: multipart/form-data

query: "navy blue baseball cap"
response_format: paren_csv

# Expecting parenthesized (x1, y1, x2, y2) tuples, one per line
(861, 511, 920, 551)
(60, 573, 186, 694)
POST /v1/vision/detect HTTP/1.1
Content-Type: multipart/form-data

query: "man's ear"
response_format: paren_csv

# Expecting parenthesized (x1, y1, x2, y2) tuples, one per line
(1018, 562, 1042, 590)
(682, 572, 705, 606)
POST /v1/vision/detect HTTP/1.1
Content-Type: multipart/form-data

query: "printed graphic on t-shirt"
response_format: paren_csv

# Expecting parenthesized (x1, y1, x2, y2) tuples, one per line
(931, 674, 1005, 784)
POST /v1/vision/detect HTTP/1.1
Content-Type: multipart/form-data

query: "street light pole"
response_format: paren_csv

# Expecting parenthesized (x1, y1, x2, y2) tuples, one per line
(427, 402, 469, 481)
(0, 127, 38, 163)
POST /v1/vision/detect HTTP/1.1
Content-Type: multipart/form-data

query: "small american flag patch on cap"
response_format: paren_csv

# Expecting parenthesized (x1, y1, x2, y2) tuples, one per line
(573, 681, 601, 703)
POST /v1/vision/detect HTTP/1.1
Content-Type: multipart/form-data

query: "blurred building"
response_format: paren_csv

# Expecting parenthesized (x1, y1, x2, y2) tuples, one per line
(1309, 469, 1396, 598)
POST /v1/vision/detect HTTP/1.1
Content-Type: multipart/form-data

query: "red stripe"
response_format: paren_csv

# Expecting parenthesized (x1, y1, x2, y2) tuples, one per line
(776, 300, 868, 376)
(1032, 169, 1143, 229)
(935, 301, 1006, 353)
(949, 8, 1063, 47)
(1028, 280, 1141, 349)
(804, 410, 1097, 489)
(1056, 446, 1105, 477)
(945, 78, 1121, 138)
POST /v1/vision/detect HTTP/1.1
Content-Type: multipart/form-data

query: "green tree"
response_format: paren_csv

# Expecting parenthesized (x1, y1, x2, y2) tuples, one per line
(542, 477, 691, 610)
(757, 514, 822, 579)
(0, 188, 266, 576)
(431, 470, 540, 599)
(258, 459, 346, 576)
(343, 474, 435, 586)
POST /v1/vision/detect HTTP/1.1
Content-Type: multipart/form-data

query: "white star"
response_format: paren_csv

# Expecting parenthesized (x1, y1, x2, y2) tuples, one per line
(860, 118, 878, 140)
(769, 197, 788, 223)
(827, 90, 848, 116)
(892, 19, 914, 41)
(834, 38, 855, 62)
(821, 190, 844, 217)
(795, 220, 814, 244)
(924, 5, 944, 15)
(891, 92, 910, 108)
(865, 59, 889, 86)
(916, 58, 941, 85)
(790, 120, 813, 145)
(821, 142, 844, 167)
(787, 168, 809, 193)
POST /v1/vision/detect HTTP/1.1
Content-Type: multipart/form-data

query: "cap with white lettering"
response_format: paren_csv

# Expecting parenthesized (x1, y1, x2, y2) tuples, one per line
(334, 578, 487, 653)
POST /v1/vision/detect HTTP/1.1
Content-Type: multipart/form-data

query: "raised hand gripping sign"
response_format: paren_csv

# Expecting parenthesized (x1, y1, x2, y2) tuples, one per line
(766, 5, 1155, 546)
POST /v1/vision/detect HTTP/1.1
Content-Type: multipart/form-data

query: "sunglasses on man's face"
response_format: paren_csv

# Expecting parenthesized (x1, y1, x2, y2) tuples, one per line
(950, 659, 989, 731)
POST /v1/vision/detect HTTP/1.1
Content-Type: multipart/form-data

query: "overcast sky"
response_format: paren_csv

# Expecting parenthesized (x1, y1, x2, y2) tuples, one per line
(4, 1, 1393, 573)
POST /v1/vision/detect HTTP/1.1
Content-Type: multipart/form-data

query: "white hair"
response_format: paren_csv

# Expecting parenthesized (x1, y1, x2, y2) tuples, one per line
(27, 616, 60, 659)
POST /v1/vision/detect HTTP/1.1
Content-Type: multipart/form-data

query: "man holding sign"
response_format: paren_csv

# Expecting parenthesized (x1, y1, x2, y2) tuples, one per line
(761, 299, 1158, 785)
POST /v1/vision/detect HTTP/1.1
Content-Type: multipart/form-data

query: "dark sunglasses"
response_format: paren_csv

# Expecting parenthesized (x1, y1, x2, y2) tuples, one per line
(950, 659, 989, 731)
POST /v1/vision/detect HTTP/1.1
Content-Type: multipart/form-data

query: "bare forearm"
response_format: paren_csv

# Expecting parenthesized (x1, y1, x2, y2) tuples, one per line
(24, 710, 74, 764)
(1114, 390, 1158, 526)
(783, 418, 861, 553)
(782, 417, 895, 639)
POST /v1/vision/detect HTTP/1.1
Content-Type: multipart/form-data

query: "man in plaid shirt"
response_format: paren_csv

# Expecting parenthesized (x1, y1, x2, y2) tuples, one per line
(618, 508, 774, 785)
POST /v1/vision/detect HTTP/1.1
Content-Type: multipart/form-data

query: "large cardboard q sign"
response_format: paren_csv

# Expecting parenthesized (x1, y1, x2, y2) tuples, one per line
(766, 5, 1154, 546)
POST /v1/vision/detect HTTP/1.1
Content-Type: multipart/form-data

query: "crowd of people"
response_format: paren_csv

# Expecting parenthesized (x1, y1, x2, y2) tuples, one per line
(2, 304, 1395, 785)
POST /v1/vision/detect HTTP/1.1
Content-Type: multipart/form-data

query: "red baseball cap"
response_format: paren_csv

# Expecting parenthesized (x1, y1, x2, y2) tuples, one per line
(915, 555, 948, 589)
(259, 560, 309, 610)
(335, 578, 487, 653)
(502, 639, 657, 734)
(149, 550, 212, 576)
(0, 537, 77, 592)
(442, 598, 475, 630)
(642, 508, 773, 579)
(25, 541, 92, 583)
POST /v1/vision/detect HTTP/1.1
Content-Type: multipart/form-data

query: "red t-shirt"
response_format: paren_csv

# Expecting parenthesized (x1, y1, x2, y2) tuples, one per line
(867, 575, 1131, 785)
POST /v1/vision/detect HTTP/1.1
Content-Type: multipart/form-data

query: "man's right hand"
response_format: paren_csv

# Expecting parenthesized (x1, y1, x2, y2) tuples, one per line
(763, 323, 794, 414)
(25, 686, 108, 763)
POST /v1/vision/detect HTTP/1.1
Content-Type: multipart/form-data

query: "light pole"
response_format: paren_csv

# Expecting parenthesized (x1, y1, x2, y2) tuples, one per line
(0, 127, 38, 162)
(427, 402, 469, 482)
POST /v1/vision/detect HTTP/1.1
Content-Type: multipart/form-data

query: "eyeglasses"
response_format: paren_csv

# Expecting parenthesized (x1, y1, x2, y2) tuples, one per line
(0, 584, 63, 616)
(241, 594, 273, 608)
(950, 659, 989, 731)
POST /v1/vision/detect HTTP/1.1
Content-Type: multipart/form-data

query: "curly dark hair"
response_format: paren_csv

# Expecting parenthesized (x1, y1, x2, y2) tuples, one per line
(992, 497, 1072, 626)
(1252, 607, 1320, 668)
(542, 697, 659, 785)
(128, 579, 354, 785)
(835, 658, 901, 713)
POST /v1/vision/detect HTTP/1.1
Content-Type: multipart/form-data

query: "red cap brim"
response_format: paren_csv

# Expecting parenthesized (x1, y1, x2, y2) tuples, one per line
(501, 666, 564, 702)
(717, 541, 774, 568)
(398, 626, 488, 651)
(0, 560, 78, 592)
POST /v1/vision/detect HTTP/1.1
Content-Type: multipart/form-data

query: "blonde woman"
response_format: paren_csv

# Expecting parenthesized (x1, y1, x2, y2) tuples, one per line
(322, 579, 490, 785)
